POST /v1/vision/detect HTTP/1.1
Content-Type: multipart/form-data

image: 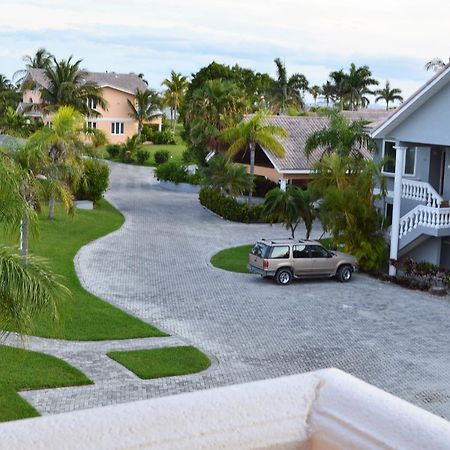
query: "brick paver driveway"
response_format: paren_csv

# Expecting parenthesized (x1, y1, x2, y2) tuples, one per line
(19, 162, 450, 418)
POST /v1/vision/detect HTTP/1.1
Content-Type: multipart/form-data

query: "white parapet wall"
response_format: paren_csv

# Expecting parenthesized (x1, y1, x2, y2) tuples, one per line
(1, 368, 450, 450)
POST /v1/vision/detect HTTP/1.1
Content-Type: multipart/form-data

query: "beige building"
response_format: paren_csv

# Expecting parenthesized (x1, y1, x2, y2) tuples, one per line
(18, 68, 162, 144)
(233, 110, 391, 189)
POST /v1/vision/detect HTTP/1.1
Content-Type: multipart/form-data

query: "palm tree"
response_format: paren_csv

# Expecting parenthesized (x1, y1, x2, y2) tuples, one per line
(270, 58, 309, 113)
(41, 57, 107, 115)
(221, 111, 287, 204)
(127, 88, 160, 135)
(161, 71, 189, 132)
(309, 85, 321, 106)
(321, 81, 334, 106)
(425, 58, 448, 72)
(375, 81, 403, 110)
(13, 48, 54, 84)
(305, 110, 377, 159)
(29, 106, 85, 220)
(264, 186, 317, 239)
(0, 74, 13, 90)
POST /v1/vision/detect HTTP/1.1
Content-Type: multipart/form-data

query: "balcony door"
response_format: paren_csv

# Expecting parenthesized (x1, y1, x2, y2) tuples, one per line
(429, 147, 445, 195)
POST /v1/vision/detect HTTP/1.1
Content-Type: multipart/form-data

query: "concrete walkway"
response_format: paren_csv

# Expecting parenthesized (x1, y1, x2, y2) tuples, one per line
(7, 162, 450, 419)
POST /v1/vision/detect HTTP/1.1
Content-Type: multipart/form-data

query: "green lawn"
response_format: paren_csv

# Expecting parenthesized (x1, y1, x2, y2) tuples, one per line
(211, 244, 252, 274)
(1, 200, 166, 340)
(210, 239, 335, 274)
(107, 346, 211, 379)
(0, 345, 92, 422)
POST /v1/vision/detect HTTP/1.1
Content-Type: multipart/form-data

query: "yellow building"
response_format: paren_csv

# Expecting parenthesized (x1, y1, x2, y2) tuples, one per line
(18, 68, 162, 143)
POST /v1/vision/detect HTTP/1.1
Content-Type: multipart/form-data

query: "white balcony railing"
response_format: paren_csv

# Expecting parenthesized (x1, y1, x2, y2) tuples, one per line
(401, 179, 443, 207)
(399, 205, 450, 238)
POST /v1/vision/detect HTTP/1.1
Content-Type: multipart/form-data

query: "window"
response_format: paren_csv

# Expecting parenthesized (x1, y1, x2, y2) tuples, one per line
(86, 97, 97, 110)
(293, 245, 310, 258)
(385, 203, 393, 227)
(87, 121, 97, 129)
(382, 141, 416, 176)
(251, 243, 268, 258)
(269, 246, 290, 259)
(309, 245, 329, 258)
(382, 141, 396, 173)
(111, 122, 124, 135)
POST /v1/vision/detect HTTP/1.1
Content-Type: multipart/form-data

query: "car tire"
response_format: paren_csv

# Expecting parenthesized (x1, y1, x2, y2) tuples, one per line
(337, 265, 352, 282)
(275, 268, 293, 285)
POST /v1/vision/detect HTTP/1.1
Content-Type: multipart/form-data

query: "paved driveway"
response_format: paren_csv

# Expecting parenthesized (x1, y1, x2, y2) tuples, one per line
(19, 163, 450, 418)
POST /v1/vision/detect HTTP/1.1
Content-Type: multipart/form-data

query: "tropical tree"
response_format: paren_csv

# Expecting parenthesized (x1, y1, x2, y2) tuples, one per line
(29, 106, 85, 220)
(127, 88, 160, 135)
(269, 58, 309, 113)
(309, 85, 321, 105)
(304, 110, 377, 159)
(221, 111, 286, 204)
(321, 81, 335, 106)
(161, 70, 189, 132)
(120, 134, 143, 162)
(0, 106, 31, 137)
(264, 186, 317, 239)
(13, 47, 54, 84)
(41, 56, 107, 115)
(375, 81, 403, 110)
(425, 58, 448, 72)
(201, 154, 252, 198)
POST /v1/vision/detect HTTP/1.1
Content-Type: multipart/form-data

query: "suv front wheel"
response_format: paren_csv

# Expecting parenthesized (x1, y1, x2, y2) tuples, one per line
(275, 268, 293, 285)
(337, 265, 352, 282)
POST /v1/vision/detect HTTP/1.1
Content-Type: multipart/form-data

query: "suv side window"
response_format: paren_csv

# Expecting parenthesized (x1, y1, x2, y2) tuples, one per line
(293, 245, 310, 258)
(309, 245, 330, 258)
(269, 246, 290, 259)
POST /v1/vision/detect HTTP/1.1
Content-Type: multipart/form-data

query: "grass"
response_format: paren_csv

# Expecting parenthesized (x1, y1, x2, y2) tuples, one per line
(0, 344, 92, 422)
(210, 239, 335, 274)
(211, 244, 253, 274)
(107, 346, 211, 379)
(1, 199, 166, 340)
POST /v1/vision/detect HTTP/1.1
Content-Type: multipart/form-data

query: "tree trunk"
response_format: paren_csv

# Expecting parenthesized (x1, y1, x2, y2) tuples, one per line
(20, 216, 29, 256)
(173, 104, 177, 133)
(249, 142, 255, 205)
(48, 197, 55, 220)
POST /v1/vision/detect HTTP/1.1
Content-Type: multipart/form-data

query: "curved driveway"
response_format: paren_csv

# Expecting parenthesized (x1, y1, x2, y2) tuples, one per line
(21, 162, 450, 418)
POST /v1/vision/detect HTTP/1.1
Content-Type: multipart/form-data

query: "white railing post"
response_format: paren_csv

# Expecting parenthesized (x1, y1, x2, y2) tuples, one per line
(390, 145, 406, 276)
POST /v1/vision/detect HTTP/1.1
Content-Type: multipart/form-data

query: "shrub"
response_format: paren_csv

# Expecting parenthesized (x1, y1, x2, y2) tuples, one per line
(76, 159, 110, 203)
(141, 124, 156, 142)
(152, 130, 176, 145)
(106, 144, 121, 159)
(199, 187, 266, 223)
(155, 161, 188, 184)
(154, 150, 170, 165)
(136, 149, 150, 165)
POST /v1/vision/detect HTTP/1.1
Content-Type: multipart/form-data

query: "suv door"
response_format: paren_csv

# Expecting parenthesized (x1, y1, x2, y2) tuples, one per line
(308, 245, 335, 275)
(267, 246, 291, 273)
(292, 244, 312, 276)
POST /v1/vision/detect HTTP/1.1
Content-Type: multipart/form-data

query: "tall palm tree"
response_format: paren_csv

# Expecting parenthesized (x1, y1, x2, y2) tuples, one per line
(127, 88, 160, 135)
(222, 111, 287, 204)
(375, 81, 403, 110)
(161, 71, 189, 132)
(270, 58, 309, 113)
(29, 106, 85, 220)
(41, 57, 107, 115)
(321, 81, 335, 107)
(13, 48, 54, 84)
(0, 74, 13, 90)
(305, 110, 377, 159)
(425, 58, 448, 72)
(309, 85, 321, 106)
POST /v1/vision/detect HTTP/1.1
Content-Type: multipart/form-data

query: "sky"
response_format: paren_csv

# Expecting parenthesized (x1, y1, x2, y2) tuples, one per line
(0, 0, 448, 104)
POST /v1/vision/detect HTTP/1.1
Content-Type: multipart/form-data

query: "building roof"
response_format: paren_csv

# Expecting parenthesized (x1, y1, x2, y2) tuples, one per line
(26, 68, 148, 95)
(249, 110, 391, 173)
(371, 63, 450, 139)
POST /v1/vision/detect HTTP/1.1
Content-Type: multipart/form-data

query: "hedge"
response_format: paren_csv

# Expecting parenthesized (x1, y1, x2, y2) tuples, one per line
(199, 187, 266, 223)
(75, 159, 110, 203)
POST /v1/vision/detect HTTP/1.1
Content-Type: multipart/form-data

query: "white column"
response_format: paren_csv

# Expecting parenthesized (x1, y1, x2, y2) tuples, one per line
(158, 119, 162, 132)
(279, 179, 287, 191)
(389, 145, 406, 276)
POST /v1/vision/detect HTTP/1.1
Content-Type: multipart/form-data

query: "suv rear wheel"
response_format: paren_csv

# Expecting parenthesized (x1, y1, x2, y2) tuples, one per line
(275, 268, 293, 285)
(337, 265, 352, 282)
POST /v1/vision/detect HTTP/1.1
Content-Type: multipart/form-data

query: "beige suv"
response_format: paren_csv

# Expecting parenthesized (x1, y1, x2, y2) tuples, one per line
(248, 239, 358, 285)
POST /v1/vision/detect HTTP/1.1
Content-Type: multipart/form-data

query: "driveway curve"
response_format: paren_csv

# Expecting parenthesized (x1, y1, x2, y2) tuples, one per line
(21, 162, 450, 418)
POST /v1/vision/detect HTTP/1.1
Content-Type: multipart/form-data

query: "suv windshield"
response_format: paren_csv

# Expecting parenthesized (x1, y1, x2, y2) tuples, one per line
(252, 242, 269, 258)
